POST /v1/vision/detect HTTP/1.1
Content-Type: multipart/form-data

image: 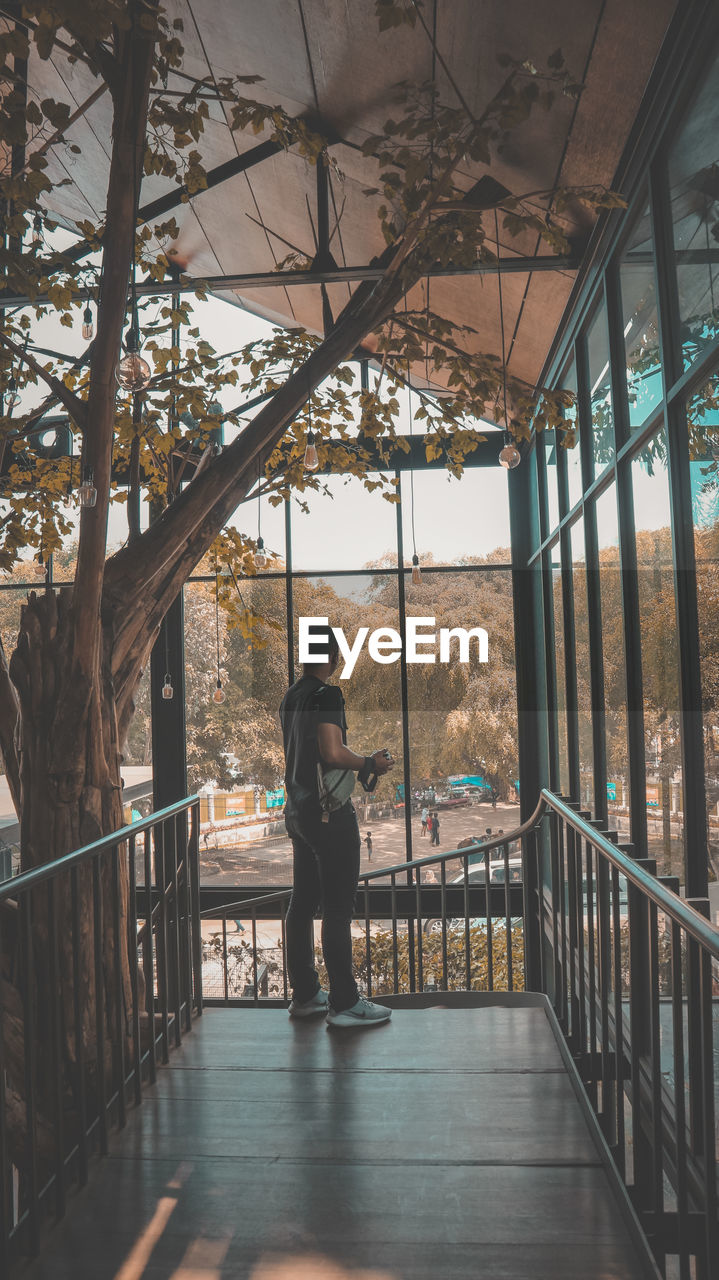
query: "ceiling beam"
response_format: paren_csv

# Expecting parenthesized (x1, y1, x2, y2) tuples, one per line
(1, 254, 580, 308)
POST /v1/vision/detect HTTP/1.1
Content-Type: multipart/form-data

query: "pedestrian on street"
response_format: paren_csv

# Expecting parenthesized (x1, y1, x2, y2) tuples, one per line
(431, 810, 441, 846)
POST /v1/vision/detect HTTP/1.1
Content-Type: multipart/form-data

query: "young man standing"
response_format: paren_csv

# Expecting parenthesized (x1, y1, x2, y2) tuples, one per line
(280, 624, 394, 1028)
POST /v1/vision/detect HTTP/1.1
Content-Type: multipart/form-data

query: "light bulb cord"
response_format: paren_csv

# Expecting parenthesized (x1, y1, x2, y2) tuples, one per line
(215, 570, 222, 681)
(494, 209, 509, 434)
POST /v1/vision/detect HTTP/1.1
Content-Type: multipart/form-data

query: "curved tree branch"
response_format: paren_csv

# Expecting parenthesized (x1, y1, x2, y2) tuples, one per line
(0, 331, 87, 428)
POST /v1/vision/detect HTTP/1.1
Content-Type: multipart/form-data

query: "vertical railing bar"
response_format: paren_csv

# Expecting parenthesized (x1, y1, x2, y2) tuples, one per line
(440, 859, 448, 991)
(557, 818, 568, 1031)
(364, 878, 372, 999)
(699, 936, 717, 1278)
(566, 825, 578, 1045)
(585, 838, 598, 1109)
(47, 877, 66, 1219)
(189, 802, 203, 1016)
(127, 834, 142, 1106)
(670, 920, 689, 1280)
(111, 853, 127, 1131)
(610, 864, 626, 1176)
(485, 846, 493, 992)
(0, 904, 9, 1270)
(503, 842, 513, 992)
(391, 873, 399, 995)
(70, 866, 89, 1181)
(647, 899, 663, 1242)
(222, 916, 229, 1004)
(21, 891, 39, 1255)
(597, 849, 612, 1139)
(415, 870, 423, 993)
(91, 857, 108, 1157)
(280, 902, 289, 1001)
(153, 823, 170, 1063)
(549, 810, 560, 1014)
(177, 816, 193, 1034)
(169, 817, 182, 1046)
(142, 829, 157, 1087)
(576, 828, 587, 1068)
(251, 910, 258, 1005)
(463, 852, 471, 992)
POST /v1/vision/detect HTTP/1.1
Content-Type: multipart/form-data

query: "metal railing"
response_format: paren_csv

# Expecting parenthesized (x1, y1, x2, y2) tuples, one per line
(0, 795, 202, 1266)
(198, 788, 718, 1277)
(199, 824, 532, 1003)
(537, 790, 718, 1280)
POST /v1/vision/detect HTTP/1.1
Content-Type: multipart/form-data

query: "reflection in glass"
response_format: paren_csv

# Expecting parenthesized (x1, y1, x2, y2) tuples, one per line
(550, 544, 569, 794)
(587, 301, 615, 477)
(620, 203, 662, 430)
(595, 486, 630, 833)
(545, 430, 560, 533)
(632, 432, 684, 880)
(687, 376, 719, 886)
(562, 359, 582, 511)
(571, 520, 594, 808)
(668, 50, 719, 371)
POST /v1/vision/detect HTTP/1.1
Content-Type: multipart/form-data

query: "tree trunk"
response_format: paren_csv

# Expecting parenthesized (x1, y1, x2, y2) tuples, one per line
(1, 588, 133, 1171)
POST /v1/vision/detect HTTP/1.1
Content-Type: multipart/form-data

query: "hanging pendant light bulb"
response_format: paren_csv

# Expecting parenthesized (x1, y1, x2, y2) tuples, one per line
(255, 536, 267, 569)
(78, 466, 97, 508)
(304, 429, 319, 472)
(32, 213, 42, 247)
(81, 305, 94, 341)
(498, 436, 521, 470)
(212, 678, 226, 705)
(162, 673, 174, 700)
(5, 377, 19, 411)
(116, 324, 151, 392)
(32, 553, 46, 577)
(411, 553, 422, 585)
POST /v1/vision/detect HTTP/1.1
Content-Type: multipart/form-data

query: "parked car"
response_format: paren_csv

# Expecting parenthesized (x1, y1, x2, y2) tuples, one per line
(435, 794, 470, 810)
(422, 857, 523, 933)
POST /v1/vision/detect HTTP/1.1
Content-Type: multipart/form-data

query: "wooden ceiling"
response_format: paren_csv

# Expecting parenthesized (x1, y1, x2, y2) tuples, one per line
(20, 0, 678, 396)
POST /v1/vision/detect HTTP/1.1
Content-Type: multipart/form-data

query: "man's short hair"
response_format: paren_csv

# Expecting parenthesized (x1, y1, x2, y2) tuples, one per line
(303, 623, 340, 670)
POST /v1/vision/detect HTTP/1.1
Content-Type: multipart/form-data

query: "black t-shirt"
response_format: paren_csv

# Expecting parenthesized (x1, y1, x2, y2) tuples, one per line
(279, 675, 347, 818)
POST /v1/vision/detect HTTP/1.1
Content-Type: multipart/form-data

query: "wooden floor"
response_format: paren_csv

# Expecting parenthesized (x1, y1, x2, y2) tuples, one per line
(19, 999, 650, 1280)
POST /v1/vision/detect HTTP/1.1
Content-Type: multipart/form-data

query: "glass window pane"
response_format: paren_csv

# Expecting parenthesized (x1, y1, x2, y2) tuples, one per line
(620, 202, 663, 431)
(407, 568, 520, 840)
(185, 578, 289, 884)
(632, 432, 684, 881)
(290, 474, 398, 571)
(562, 358, 582, 510)
(550, 542, 569, 794)
(687, 374, 719, 893)
(571, 520, 594, 809)
(668, 51, 719, 372)
(587, 300, 615, 478)
(595, 486, 630, 835)
(399, 467, 511, 566)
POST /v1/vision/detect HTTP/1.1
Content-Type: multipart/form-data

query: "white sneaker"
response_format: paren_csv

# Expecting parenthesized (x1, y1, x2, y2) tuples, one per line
(288, 988, 329, 1018)
(326, 997, 392, 1028)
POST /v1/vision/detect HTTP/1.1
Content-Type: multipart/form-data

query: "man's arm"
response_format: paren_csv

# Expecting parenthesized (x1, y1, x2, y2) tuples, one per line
(317, 723, 393, 776)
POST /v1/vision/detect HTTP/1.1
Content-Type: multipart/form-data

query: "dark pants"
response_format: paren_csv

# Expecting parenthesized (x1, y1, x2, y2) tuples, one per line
(285, 802, 361, 1013)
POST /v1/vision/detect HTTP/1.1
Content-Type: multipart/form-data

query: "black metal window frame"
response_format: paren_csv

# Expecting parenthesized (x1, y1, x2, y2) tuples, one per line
(524, 24, 719, 895)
